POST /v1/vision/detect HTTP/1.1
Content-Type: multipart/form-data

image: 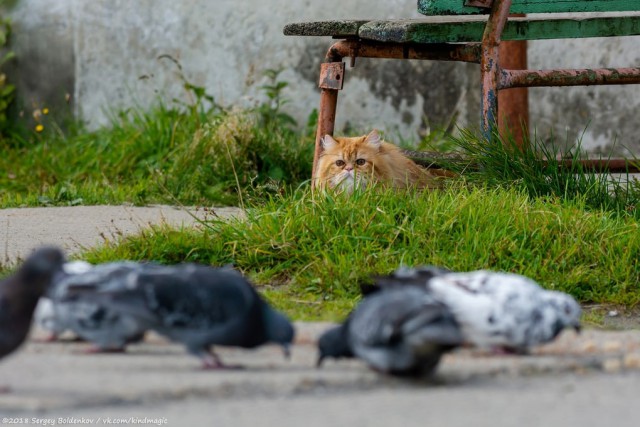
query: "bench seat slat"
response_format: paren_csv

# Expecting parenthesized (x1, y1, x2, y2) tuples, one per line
(419, 0, 640, 15)
(283, 20, 368, 37)
(364, 15, 640, 43)
(284, 14, 640, 43)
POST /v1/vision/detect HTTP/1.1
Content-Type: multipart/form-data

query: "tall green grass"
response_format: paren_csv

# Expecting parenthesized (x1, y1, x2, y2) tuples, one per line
(443, 128, 640, 218)
(0, 75, 314, 207)
(84, 185, 640, 319)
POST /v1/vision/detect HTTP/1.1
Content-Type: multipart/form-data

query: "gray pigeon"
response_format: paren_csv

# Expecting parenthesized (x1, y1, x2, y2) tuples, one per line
(373, 266, 582, 353)
(318, 286, 462, 376)
(64, 263, 295, 368)
(0, 247, 65, 363)
(39, 261, 154, 352)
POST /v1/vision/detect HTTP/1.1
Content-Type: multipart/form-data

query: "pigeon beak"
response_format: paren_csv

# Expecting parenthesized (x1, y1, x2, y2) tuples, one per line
(282, 344, 291, 360)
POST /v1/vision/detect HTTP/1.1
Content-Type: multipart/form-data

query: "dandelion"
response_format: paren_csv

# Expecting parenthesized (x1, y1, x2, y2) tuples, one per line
(35, 124, 44, 132)
(42, 108, 49, 115)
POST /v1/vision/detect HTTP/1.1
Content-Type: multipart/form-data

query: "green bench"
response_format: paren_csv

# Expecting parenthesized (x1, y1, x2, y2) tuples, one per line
(284, 0, 640, 184)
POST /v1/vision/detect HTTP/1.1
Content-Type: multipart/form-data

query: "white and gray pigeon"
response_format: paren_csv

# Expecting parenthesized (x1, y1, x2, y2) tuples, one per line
(373, 266, 582, 353)
(37, 261, 155, 352)
(317, 286, 463, 376)
(34, 260, 93, 341)
(63, 263, 295, 368)
(1, 247, 65, 392)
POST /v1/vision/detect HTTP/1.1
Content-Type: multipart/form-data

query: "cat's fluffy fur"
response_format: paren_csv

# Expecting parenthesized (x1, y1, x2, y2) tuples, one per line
(315, 130, 441, 192)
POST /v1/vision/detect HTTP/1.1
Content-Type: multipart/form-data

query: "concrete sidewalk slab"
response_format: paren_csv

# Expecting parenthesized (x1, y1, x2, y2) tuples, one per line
(0, 205, 243, 264)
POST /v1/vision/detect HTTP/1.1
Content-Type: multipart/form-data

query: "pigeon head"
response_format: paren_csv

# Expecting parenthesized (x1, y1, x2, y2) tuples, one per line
(317, 324, 353, 367)
(20, 246, 66, 294)
(543, 291, 582, 335)
(62, 260, 93, 275)
(263, 308, 295, 358)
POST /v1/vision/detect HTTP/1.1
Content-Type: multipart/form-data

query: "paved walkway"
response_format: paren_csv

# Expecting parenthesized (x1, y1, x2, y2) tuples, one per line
(3, 327, 640, 426)
(0, 205, 243, 264)
(1, 205, 640, 426)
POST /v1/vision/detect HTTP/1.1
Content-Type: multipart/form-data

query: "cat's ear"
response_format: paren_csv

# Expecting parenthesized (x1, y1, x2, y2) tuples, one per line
(365, 129, 382, 148)
(321, 135, 338, 150)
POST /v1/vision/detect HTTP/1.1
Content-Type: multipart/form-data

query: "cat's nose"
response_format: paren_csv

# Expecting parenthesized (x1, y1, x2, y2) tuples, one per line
(345, 164, 354, 171)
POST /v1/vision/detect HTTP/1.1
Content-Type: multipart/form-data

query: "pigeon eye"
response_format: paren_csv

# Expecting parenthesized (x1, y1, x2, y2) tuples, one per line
(355, 158, 366, 166)
(335, 160, 345, 167)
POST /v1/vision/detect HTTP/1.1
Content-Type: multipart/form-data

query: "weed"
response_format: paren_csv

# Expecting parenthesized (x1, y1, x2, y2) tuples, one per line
(256, 68, 296, 130)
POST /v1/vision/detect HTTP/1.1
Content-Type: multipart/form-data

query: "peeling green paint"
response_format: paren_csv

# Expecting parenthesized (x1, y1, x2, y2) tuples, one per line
(285, 16, 640, 43)
(419, 0, 640, 15)
(358, 16, 640, 43)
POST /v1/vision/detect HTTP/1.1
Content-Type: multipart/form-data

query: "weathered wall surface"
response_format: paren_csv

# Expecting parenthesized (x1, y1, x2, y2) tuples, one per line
(4, 0, 640, 153)
(529, 37, 640, 155)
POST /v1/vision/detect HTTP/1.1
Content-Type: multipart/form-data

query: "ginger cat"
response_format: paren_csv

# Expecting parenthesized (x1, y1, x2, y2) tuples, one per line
(315, 130, 441, 193)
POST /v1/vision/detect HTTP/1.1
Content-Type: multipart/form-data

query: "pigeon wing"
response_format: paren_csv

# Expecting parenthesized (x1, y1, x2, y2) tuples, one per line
(134, 265, 256, 328)
(348, 288, 461, 373)
(368, 265, 452, 294)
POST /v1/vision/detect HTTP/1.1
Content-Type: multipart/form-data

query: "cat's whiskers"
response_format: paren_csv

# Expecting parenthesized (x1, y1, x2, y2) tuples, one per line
(329, 169, 370, 193)
(332, 170, 355, 190)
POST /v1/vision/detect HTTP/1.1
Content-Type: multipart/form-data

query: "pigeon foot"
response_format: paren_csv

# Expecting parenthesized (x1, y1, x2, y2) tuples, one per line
(32, 332, 60, 343)
(200, 353, 245, 370)
(76, 345, 127, 354)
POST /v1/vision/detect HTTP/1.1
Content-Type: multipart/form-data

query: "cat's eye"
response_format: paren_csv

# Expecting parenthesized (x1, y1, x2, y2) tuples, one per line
(335, 160, 346, 167)
(355, 158, 366, 166)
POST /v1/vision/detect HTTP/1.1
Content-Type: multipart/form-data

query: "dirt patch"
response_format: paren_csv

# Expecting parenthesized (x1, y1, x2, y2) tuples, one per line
(583, 304, 640, 330)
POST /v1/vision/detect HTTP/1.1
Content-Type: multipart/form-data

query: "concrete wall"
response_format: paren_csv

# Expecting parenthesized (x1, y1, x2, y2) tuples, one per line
(4, 0, 640, 154)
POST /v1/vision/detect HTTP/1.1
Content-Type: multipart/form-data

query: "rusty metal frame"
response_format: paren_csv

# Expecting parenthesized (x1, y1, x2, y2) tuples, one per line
(560, 159, 640, 173)
(310, 1, 640, 186)
(478, 0, 640, 141)
(324, 40, 482, 64)
(312, 40, 482, 186)
(480, 0, 513, 140)
(465, 0, 494, 8)
(500, 68, 640, 89)
(410, 153, 640, 174)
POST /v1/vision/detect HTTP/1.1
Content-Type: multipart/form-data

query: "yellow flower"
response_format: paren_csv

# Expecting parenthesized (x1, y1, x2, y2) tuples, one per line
(42, 108, 49, 115)
(35, 124, 44, 132)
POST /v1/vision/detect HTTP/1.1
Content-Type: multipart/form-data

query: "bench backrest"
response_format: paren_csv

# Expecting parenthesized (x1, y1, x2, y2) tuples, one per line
(418, 0, 640, 15)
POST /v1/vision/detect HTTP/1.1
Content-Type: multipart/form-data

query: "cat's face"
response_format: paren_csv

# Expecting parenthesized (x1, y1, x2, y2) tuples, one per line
(317, 130, 383, 192)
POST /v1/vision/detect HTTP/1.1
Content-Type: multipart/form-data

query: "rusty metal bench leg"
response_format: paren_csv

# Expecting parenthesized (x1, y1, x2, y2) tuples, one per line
(312, 61, 345, 189)
(498, 37, 529, 149)
(480, 0, 513, 141)
(480, 50, 499, 141)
